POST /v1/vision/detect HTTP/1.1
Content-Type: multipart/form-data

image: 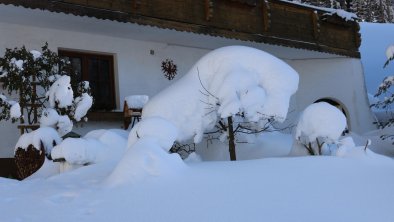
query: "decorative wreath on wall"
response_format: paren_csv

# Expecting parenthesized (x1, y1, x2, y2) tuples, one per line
(161, 59, 178, 80)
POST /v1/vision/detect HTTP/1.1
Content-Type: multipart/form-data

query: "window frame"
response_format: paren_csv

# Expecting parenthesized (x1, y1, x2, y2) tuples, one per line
(58, 49, 116, 111)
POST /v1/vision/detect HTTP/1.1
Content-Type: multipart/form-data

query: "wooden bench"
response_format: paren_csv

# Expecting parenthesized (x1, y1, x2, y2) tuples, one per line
(123, 101, 142, 129)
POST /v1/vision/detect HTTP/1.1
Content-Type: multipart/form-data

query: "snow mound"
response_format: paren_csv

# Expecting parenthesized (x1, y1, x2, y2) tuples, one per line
(141, 46, 299, 144)
(51, 129, 128, 165)
(125, 95, 149, 109)
(295, 102, 347, 143)
(107, 137, 186, 186)
(15, 127, 62, 155)
(128, 117, 178, 151)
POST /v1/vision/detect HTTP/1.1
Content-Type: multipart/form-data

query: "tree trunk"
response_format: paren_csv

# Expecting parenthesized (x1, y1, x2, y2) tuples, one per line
(227, 116, 236, 161)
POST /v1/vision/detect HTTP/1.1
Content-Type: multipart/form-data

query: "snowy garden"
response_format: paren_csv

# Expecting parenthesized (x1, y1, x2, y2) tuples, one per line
(1, 22, 394, 222)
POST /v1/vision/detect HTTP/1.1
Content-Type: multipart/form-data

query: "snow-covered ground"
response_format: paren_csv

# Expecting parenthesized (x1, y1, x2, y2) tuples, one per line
(1, 142, 393, 222)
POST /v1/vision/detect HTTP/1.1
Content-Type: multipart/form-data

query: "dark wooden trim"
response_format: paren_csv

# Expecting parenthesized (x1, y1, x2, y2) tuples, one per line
(0, 0, 361, 58)
(87, 111, 123, 121)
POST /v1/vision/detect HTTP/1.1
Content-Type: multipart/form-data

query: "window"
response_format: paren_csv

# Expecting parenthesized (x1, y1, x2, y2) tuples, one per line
(59, 50, 116, 111)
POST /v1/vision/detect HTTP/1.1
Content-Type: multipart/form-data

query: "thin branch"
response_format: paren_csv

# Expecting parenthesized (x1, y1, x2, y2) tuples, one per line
(197, 67, 219, 101)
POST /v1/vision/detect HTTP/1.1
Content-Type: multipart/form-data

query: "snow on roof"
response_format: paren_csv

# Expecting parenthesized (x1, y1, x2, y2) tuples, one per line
(280, 0, 358, 21)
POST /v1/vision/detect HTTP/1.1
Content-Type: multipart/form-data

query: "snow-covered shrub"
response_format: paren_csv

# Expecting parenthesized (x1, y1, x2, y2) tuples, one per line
(371, 44, 394, 143)
(128, 46, 299, 160)
(0, 43, 93, 136)
(14, 127, 62, 179)
(293, 102, 347, 155)
(51, 129, 128, 169)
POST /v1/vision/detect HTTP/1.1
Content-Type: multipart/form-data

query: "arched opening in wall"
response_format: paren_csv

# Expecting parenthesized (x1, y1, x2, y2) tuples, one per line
(313, 98, 350, 133)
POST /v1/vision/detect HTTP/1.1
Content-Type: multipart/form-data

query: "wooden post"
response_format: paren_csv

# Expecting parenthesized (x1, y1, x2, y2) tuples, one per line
(262, 0, 270, 32)
(205, 0, 213, 21)
(311, 11, 320, 40)
(227, 116, 236, 161)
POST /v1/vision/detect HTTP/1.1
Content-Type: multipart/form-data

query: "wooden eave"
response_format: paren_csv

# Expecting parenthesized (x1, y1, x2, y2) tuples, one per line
(0, 0, 361, 58)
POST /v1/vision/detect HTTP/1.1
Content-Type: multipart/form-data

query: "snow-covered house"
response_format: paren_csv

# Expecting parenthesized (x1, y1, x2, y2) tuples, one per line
(0, 0, 375, 160)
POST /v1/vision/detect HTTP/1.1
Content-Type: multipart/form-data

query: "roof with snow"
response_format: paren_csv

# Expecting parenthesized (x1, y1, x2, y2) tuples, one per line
(0, 0, 361, 58)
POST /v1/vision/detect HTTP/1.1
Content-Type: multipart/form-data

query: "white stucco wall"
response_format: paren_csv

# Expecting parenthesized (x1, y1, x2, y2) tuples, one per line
(286, 58, 376, 134)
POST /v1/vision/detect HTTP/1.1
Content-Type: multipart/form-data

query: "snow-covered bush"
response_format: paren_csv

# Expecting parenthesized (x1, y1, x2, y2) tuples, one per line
(293, 102, 347, 155)
(371, 44, 394, 143)
(14, 127, 62, 179)
(128, 46, 299, 160)
(0, 43, 93, 136)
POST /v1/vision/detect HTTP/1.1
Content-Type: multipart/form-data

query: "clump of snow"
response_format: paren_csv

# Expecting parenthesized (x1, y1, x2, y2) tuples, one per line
(0, 94, 21, 119)
(40, 108, 60, 128)
(128, 117, 178, 151)
(295, 102, 347, 143)
(40, 108, 73, 137)
(325, 9, 358, 21)
(140, 46, 299, 144)
(10, 58, 24, 70)
(57, 115, 73, 136)
(386, 45, 394, 60)
(30, 50, 42, 60)
(125, 95, 149, 109)
(46, 75, 73, 108)
(51, 129, 128, 165)
(73, 93, 93, 121)
(0, 66, 6, 77)
(107, 137, 186, 186)
(14, 127, 62, 155)
(9, 101, 21, 119)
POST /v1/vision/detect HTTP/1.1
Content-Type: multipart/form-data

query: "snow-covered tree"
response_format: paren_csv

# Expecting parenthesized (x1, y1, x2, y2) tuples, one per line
(0, 43, 93, 136)
(128, 46, 299, 161)
(294, 102, 347, 155)
(291, 0, 394, 22)
(372, 45, 394, 136)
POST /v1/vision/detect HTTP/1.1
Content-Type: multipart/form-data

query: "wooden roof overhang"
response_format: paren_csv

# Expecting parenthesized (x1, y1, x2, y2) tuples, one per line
(0, 0, 361, 58)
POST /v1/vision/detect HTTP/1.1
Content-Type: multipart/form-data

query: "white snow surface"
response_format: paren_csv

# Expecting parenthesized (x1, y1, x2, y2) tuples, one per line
(73, 93, 93, 121)
(14, 127, 62, 154)
(140, 46, 299, 144)
(124, 95, 149, 109)
(1, 146, 394, 222)
(51, 129, 128, 165)
(295, 102, 347, 143)
(128, 117, 178, 151)
(46, 75, 74, 108)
